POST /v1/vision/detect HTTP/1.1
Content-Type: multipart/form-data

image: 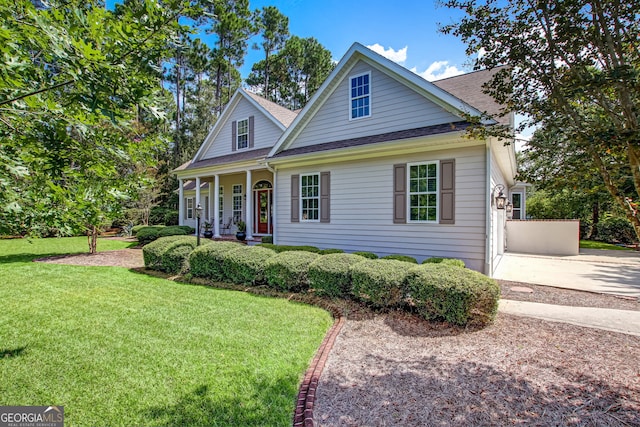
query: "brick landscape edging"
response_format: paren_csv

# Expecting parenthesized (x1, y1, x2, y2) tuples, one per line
(293, 316, 345, 427)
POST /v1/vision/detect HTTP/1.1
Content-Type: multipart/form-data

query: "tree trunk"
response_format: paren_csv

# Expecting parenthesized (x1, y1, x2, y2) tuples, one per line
(87, 225, 98, 254)
(589, 201, 599, 240)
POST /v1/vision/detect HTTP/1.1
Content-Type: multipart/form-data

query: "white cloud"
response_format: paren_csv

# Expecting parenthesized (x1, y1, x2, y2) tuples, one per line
(366, 43, 408, 65)
(411, 61, 465, 81)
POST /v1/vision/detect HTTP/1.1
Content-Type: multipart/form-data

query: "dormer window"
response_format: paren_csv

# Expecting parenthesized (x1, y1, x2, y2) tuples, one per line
(236, 118, 249, 150)
(350, 72, 370, 119)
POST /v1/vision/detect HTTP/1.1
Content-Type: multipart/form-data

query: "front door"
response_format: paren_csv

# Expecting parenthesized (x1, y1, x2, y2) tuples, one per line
(255, 189, 272, 234)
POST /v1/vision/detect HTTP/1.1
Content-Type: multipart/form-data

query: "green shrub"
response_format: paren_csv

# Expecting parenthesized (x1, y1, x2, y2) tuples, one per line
(158, 226, 189, 238)
(423, 257, 466, 268)
(164, 210, 179, 226)
(261, 236, 273, 244)
(264, 251, 320, 291)
(257, 244, 320, 253)
(142, 236, 198, 269)
(221, 246, 277, 285)
(132, 225, 146, 236)
(161, 244, 195, 274)
(595, 216, 637, 244)
(189, 241, 244, 281)
(318, 248, 344, 255)
(308, 253, 365, 297)
(351, 259, 412, 308)
(353, 251, 378, 259)
(381, 254, 418, 263)
(136, 227, 163, 245)
(404, 264, 500, 327)
(178, 225, 195, 234)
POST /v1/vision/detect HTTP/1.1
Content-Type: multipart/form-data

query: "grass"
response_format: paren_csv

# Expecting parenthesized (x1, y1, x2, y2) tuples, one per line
(579, 240, 633, 251)
(0, 237, 333, 426)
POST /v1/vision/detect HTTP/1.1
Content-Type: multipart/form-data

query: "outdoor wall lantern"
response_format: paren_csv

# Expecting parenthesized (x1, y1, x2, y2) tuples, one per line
(506, 201, 513, 214)
(493, 184, 507, 210)
(196, 203, 203, 246)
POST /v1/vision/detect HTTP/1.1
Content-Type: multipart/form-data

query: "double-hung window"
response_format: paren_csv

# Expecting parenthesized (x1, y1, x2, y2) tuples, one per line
(186, 197, 194, 219)
(408, 162, 438, 222)
(219, 186, 224, 223)
(301, 174, 320, 221)
(350, 72, 370, 119)
(236, 119, 249, 150)
(232, 184, 243, 222)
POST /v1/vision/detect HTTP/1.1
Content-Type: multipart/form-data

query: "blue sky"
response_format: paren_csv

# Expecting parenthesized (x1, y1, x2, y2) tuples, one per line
(106, 0, 474, 81)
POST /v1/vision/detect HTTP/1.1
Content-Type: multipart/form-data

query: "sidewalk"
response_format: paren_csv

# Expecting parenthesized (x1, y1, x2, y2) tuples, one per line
(499, 299, 640, 337)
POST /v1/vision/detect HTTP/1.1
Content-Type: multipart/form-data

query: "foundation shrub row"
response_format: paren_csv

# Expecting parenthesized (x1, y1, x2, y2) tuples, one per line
(143, 238, 499, 327)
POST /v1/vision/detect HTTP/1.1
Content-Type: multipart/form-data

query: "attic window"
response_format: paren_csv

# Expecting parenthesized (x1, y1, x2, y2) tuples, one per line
(350, 72, 370, 119)
(236, 118, 249, 150)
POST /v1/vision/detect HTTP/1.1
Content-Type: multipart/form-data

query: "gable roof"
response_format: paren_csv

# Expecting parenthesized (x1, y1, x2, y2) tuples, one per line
(432, 66, 510, 125)
(269, 42, 496, 157)
(190, 88, 298, 163)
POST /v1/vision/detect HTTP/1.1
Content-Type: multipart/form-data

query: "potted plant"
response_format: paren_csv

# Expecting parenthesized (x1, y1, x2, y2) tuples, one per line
(203, 221, 214, 239)
(235, 220, 246, 241)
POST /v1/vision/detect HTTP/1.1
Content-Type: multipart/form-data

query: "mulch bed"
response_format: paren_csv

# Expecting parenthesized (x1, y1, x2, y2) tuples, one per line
(34, 248, 640, 426)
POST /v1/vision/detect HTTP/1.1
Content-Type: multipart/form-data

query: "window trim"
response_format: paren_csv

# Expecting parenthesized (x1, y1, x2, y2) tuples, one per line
(218, 186, 224, 224)
(407, 161, 439, 223)
(511, 191, 523, 220)
(236, 117, 249, 150)
(348, 71, 371, 121)
(186, 197, 194, 220)
(300, 172, 321, 222)
(232, 184, 243, 223)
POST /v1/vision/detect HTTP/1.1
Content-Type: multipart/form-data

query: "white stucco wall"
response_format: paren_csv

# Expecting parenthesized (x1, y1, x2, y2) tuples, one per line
(506, 220, 580, 255)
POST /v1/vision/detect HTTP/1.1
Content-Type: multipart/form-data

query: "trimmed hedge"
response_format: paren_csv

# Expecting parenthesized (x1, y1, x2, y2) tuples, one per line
(161, 245, 194, 274)
(261, 235, 273, 244)
(257, 243, 320, 254)
(318, 248, 345, 255)
(308, 253, 365, 297)
(353, 251, 378, 259)
(136, 227, 164, 245)
(189, 241, 244, 281)
(264, 251, 320, 291)
(423, 257, 466, 268)
(221, 246, 277, 285)
(136, 225, 195, 245)
(381, 254, 418, 263)
(142, 236, 197, 269)
(404, 264, 500, 326)
(158, 226, 189, 238)
(351, 259, 413, 308)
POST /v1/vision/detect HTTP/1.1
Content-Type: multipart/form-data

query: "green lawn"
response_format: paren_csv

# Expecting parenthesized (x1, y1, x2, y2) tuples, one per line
(0, 237, 332, 426)
(579, 240, 633, 251)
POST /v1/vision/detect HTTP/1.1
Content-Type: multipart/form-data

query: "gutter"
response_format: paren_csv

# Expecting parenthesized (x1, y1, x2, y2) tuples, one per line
(484, 139, 492, 276)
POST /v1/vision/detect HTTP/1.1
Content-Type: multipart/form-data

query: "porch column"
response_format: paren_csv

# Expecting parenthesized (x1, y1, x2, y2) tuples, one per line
(178, 178, 184, 225)
(213, 174, 221, 238)
(195, 177, 201, 235)
(245, 169, 253, 240)
(208, 177, 214, 226)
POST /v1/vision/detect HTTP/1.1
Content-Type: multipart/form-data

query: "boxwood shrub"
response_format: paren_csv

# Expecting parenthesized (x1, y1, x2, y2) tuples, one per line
(318, 248, 345, 255)
(423, 257, 466, 268)
(404, 264, 500, 327)
(257, 243, 320, 254)
(264, 251, 320, 291)
(381, 254, 417, 263)
(136, 226, 164, 245)
(189, 241, 244, 281)
(161, 245, 195, 274)
(158, 226, 190, 238)
(142, 236, 198, 269)
(221, 246, 277, 285)
(351, 259, 413, 308)
(308, 253, 365, 297)
(353, 251, 378, 259)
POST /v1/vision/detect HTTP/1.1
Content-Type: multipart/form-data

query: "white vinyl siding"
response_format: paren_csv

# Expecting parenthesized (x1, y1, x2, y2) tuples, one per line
(202, 97, 284, 159)
(275, 144, 487, 271)
(286, 60, 462, 151)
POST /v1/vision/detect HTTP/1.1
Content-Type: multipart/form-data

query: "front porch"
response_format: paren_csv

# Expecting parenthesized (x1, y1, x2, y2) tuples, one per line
(178, 167, 274, 241)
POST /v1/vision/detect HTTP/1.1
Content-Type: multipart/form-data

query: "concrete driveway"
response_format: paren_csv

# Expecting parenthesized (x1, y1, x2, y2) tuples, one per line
(493, 249, 640, 298)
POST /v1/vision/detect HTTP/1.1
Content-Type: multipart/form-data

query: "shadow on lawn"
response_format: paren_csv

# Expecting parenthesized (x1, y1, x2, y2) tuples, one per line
(143, 377, 299, 426)
(0, 346, 27, 359)
(315, 354, 639, 426)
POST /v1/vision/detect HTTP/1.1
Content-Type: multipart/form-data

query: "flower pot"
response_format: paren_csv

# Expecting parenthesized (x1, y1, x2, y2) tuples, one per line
(203, 230, 213, 239)
(236, 232, 246, 241)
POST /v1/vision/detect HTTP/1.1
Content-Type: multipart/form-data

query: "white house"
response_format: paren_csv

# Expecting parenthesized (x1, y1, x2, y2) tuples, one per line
(174, 42, 519, 276)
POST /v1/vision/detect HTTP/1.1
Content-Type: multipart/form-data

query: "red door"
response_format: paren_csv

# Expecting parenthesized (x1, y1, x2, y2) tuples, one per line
(255, 189, 272, 234)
